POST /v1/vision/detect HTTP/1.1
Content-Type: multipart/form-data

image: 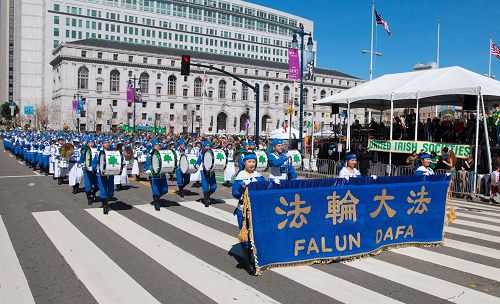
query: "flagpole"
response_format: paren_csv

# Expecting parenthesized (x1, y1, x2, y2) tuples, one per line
(489, 35, 493, 78)
(436, 20, 440, 68)
(202, 69, 206, 135)
(369, 0, 375, 81)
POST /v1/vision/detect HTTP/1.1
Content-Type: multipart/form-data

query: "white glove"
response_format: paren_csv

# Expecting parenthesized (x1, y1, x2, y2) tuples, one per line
(250, 177, 257, 183)
(273, 178, 281, 185)
(445, 173, 452, 177)
(146, 169, 151, 174)
(244, 179, 252, 185)
(370, 175, 377, 180)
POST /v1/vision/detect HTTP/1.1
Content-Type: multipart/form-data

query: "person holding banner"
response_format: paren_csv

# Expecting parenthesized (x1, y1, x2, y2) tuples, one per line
(338, 153, 362, 179)
(232, 152, 265, 271)
(415, 154, 435, 176)
(175, 138, 190, 197)
(268, 138, 297, 182)
(144, 139, 169, 211)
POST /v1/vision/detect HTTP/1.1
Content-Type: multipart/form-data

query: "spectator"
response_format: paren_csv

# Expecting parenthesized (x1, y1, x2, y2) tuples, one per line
(441, 147, 457, 171)
(493, 104, 500, 146)
(406, 150, 417, 167)
(490, 163, 500, 204)
(424, 118, 433, 141)
(429, 151, 439, 170)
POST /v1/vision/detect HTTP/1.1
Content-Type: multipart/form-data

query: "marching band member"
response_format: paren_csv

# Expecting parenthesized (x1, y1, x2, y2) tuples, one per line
(92, 137, 114, 214)
(81, 139, 99, 205)
(338, 153, 362, 179)
(42, 137, 51, 176)
(223, 142, 235, 186)
(198, 140, 217, 207)
(144, 139, 169, 211)
(49, 137, 58, 177)
(238, 141, 256, 171)
(131, 140, 143, 181)
(190, 140, 202, 187)
(68, 138, 83, 194)
(113, 143, 129, 191)
(54, 136, 67, 185)
(268, 138, 297, 182)
(415, 153, 435, 176)
(232, 152, 266, 265)
(175, 138, 190, 197)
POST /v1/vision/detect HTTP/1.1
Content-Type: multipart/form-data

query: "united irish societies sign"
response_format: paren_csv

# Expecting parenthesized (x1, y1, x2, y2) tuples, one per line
(367, 139, 472, 159)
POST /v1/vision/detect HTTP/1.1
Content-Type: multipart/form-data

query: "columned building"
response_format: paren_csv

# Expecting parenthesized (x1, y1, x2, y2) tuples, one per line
(51, 39, 361, 134)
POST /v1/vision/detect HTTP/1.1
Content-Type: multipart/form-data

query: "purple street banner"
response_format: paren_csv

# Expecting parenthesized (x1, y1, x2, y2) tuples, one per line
(126, 87, 134, 104)
(241, 175, 450, 274)
(288, 48, 300, 80)
(72, 98, 78, 111)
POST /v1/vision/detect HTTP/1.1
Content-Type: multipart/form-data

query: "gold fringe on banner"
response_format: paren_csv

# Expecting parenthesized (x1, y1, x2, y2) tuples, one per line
(445, 179, 456, 225)
(238, 188, 250, 243)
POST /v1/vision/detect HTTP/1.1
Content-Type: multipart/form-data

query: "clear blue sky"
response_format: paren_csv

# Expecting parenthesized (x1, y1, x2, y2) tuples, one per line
(248, 0, 500, 80)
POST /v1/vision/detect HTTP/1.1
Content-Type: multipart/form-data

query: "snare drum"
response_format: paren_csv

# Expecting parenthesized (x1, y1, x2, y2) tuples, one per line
(83, 147, 98, 171)
(203, 148, 227, 172)
(98, 150, 123, 176)
(254, 150, 268, 171)
(151, 149, 177, 175)
(287, 150, 302, 169)
(180, 154, 198, 174)
(59, 157, 69, 168)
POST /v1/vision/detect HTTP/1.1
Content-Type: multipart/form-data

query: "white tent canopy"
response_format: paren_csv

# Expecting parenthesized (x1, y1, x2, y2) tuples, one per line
(314, 66, 500, 110)
(269, 127, 304, 139)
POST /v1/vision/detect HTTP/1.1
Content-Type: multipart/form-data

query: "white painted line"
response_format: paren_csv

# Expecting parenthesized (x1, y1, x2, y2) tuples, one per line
(179, 200, 236, 224)
(17, 161, 23, 165)
(0, 216, 35, 304)
(223, 198, 238, 207)
(451, 219, 500, 233)
(445, 226, 500, 244)
(456, 208, 500, 219)
(456, 212, 500, 224)
(346, 258, 500, 304)
(33, 211, 159, 304)
(0, 175, 42, 179)
(135, 205, 403, 304)
(393, 247, 500, 282)
(444, 239, 500, 260)
(32, 171, 40, 176)
(86, 208, 280, 304)
(454, 202, 500, 212)
(9, 154, 13, 158)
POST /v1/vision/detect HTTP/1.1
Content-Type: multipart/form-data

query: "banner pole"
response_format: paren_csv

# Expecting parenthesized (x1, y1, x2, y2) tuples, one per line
(480, 88, 492, 172)
(414, 92, 419, 141)
(389, 93, 394, 168)
(473, 91, 480, 194)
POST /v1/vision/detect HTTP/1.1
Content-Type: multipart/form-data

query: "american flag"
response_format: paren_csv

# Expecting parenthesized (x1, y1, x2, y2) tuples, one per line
(375, 10, 392, 37)
(491, 41, 500, 59)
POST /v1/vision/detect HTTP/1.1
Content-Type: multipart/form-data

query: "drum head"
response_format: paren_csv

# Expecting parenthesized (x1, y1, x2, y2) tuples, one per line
(179, 155, 188, 174)
(203, 150, 214, 172)
(151, 150, 161, 175)
(85, 148, 92, 169)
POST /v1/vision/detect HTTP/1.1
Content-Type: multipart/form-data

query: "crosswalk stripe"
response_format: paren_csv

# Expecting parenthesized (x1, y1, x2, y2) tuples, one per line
(456, 211, 500, 224)
(446, 226, 500, 244)
(456, 208, 500, 219)
(392, 247, 500, 281)
(0, 216, 35, 304)
(454, 201, 500, 212)
(135, 205, 403, 304)
(86, 208, 280, 304)
(451, 218, 500, 232)
(33, 211, 160, 304)
(346, 258, 500, 304)
(444, 239, 500, 260)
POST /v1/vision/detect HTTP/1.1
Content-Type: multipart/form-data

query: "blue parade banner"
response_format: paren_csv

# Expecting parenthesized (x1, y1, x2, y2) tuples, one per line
(244, 175, 450, 274)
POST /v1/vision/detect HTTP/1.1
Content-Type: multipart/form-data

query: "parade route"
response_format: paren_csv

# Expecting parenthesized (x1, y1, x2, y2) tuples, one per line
(1, 145, 500, 304)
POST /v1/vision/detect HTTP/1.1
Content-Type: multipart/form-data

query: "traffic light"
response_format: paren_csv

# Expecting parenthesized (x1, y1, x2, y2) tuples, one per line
(181, 55, 191, 76)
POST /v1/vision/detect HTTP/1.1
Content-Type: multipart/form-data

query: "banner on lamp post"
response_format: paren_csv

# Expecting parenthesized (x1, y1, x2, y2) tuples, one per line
(303, 50, 315, 81)
(126, 87, 134, 104)
(288, 48, 300, 80)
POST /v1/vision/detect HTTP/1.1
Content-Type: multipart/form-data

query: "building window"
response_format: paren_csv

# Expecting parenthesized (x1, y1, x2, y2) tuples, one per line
(183, 88, 188, 97)
(170, 114, 174, 121)
(156, 102, 161, 109)
(183, 104, 188, 110)
(263, 84, 270, 103)
(110, 70, 120, 92)
(96, 111, 102, 118)
(168, 75, 176, 95)
(194, 77, 202, 97)
(171, 60, 175, 67)
(97, 99, 102, 105)
(112, 112, 117, 119)
(142, 101, 146, 108)
(303, 88, 308, 104)
(283, 86, 290, 103)
(97, 52, 103, 59)
(157, 58, 162, 65)
(232, 92, 236, 100)
(157, 73, 161, 80)
(183, 115, 187, 122)
(143, 57, 148, 63)
(128, 55, 133, 62)
(81, 50, 86, 57)
(97, 68, 102, 74)
(170, 103, 174, 109)
(113, 54, 118, 60)
(142, 113, 147, 120)
(54, 28, 59, 36)
(77, 66, 89, 90)
(156, 86, 161, 95)
(320, 90, 326, 99)
(242, 85, 248, 101)
(218, 80, 226, 99)
(112, 100, 117, 106)
(139, 72, 149, 94)
(54, 4, 60, 11)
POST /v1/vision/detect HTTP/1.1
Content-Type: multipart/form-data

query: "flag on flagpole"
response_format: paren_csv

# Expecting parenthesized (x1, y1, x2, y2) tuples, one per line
(491, 41, 500, 59)
(375, 9, 392, 36)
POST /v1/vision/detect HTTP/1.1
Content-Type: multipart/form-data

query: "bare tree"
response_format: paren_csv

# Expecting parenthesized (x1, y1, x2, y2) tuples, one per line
(48, 99, 61, 130)
(34, 101, 49, 129)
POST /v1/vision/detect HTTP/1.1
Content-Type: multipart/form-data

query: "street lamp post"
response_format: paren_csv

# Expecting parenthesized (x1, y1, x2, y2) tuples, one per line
(128, 76, 141, 133)
(191, 110, 195, 134)
(245, 107, 250, 137)
(291, 23, 313, 158)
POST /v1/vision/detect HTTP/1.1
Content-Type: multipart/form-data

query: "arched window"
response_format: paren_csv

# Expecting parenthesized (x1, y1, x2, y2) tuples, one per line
(303, 88, 309, 104)
(263, 84, 270, 103)
(241, 85, 248, 100)
(283, 86, 290, 103)
(194, 77, 202, 97)
(218, 80, 226, 99)
(168, 75, 176, 96)
(261, 114, 271, 131)
(216, 112, 227, 132)
(77, 66, 89, 90)
(139, 72, 149, 94)
(320, 90, 326, 100)
(110, 70, 120, 92)
(240, 113, 250, 132)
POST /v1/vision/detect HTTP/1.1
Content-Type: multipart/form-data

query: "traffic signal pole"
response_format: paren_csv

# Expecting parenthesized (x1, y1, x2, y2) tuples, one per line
(184, 60, 261, 147)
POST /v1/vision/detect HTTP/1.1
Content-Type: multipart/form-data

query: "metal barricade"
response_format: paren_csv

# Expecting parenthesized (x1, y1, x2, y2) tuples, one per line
(369, 163, 396, 176)
(451, 171, 487, 199)
(394, 165, 415, 176)
(297, 158, 338, 179)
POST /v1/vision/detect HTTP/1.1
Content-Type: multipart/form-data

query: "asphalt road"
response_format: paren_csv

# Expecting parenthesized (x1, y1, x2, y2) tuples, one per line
(0, 144, 500, 304)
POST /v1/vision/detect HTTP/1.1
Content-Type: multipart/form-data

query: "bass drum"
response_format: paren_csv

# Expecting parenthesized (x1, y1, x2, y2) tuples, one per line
(203, 148, 227, 172)
(83, 146, 98, 171)
(287, 150, 302, 170)
(151, 149, 177, 175)
(99, 150, 123, 176)
(180, 154, 198, 174)
(254, 150, 268, 171)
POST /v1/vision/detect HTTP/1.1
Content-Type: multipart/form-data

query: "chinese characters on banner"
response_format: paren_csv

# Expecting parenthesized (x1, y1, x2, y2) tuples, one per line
(246, 175, 450, 274)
